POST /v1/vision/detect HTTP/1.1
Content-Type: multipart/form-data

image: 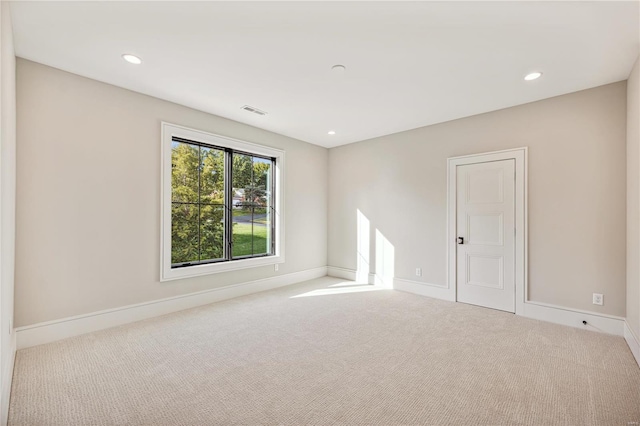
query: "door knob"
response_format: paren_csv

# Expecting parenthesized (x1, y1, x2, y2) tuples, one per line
(458, 237, 464, 245)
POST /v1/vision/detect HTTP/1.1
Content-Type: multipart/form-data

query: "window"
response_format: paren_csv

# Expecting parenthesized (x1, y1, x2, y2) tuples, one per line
(161, 123, 284, 281)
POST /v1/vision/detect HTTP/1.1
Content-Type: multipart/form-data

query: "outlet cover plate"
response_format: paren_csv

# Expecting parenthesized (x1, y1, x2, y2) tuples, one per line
(592, 293, 603, 306)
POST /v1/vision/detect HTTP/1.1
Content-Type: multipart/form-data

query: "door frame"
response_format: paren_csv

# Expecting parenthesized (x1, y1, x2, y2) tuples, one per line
(447, 147, 528, 315)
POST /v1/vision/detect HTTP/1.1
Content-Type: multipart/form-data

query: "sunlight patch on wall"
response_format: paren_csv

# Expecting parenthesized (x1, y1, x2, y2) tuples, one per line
(375, 229, 395, 288)
(356, 209, 370, 284)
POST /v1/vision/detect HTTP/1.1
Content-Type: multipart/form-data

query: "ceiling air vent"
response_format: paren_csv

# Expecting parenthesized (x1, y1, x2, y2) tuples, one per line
(241, 105, 267, 116)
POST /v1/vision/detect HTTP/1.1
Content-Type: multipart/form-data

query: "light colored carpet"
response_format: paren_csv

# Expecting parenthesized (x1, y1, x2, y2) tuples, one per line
(9, 277, 640, 425)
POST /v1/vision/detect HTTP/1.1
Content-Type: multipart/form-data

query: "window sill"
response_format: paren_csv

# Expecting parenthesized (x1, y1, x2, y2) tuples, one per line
(161, 254, 284, 282)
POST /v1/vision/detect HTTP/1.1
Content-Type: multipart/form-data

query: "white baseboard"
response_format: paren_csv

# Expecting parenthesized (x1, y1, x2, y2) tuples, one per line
(624, 321, 640, 367)
(16, 267, 328, 350)
(369, 273, 381, 286)
(327, 266, 356, 281)
(393, 277, 455, 302)
(520, 300, 624, 336)
(327, 269, 390, 287)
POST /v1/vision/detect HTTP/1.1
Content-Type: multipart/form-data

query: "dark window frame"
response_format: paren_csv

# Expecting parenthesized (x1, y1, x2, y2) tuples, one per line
(170, 136, 276, 269)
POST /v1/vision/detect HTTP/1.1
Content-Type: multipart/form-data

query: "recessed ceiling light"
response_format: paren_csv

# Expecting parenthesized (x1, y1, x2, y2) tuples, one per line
(122, 54, 142, 65)
(328, 131, 336, 135)
(331, 65, 346, 74)
(524, 71, 542, 81)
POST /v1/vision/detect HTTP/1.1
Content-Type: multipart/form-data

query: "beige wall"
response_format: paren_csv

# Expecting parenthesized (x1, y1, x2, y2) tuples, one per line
(15, 59, 328, 327)
(628, 55, 640, 338)
(329, 82, 627, 316)
(1, 2, 16, 423)
(14, 57, 633, 325)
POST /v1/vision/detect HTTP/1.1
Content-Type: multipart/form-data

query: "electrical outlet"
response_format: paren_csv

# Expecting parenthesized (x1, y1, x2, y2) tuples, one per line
(274, 264, 279, 272)
(415, 268, 422, 277)
(592, 293, 603, 306)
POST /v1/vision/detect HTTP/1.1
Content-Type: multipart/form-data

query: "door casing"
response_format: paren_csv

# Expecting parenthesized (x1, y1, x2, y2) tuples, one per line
(447, 148, 527, 315)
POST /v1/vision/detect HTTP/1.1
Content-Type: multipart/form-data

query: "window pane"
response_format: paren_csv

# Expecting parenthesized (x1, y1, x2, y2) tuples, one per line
(232, 153, 252, 257)
(252, 157, 272, 255)
(200, 146, 225, 205)
(200, 205, 225, 261)
(171, 142, 199, 203)
(232, 221, 253, 257)
(246, 157, 268, 211)
(251, 207, 269, 255)
(232, 152, 252, 208)
(171, 203, 199, 264)
(232, 154, 273, 258)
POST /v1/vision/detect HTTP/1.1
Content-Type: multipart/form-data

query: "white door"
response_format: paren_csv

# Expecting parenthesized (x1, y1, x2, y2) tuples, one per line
(456, 159, 515, 312)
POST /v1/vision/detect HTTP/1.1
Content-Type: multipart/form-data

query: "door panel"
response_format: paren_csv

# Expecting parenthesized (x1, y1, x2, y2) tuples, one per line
(467, 253, 503, 288)
(468, 213, 503, 245)
(457, 160, 515, 312)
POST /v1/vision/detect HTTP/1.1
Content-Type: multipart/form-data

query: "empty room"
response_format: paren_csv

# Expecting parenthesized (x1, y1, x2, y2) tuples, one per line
(0, 1, 639, 425)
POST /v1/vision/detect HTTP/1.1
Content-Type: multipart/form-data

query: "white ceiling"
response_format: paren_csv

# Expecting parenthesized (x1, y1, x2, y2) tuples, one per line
(10, 1, 640, 148)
